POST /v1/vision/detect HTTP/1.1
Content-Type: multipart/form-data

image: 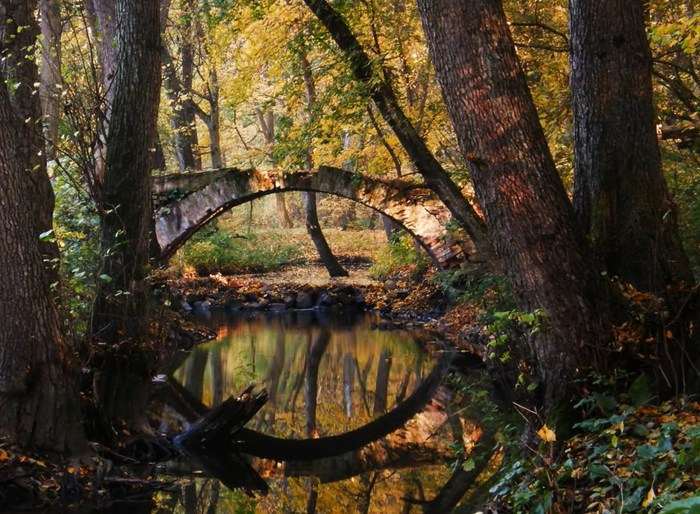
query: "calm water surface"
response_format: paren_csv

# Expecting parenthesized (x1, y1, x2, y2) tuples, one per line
(161, 309, 470, 514)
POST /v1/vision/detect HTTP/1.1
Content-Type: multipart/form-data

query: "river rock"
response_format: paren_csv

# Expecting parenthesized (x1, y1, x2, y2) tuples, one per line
(193, 300, 211, 313)
(224, 299, 242, 312)
(316, 292, 334, 308)
(296, 291, 314, 309)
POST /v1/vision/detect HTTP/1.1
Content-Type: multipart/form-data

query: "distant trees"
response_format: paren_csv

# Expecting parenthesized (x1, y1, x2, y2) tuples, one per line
(302, 0, 490, 256)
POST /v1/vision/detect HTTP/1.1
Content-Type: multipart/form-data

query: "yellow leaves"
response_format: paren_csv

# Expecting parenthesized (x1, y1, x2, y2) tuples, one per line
(537, 424, 556, 443)
(642, 486, 656, 508)
(571, 467, 585, 479)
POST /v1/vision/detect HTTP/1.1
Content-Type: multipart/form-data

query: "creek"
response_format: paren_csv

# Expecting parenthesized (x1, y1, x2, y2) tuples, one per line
(154, 308, 478, 513)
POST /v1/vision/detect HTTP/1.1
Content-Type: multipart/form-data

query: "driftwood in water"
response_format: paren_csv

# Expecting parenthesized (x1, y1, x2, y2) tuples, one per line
(173, 386, 269, 494)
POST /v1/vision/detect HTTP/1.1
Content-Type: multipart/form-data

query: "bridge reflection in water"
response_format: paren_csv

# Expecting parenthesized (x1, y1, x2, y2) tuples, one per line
(152, 310, 491, 514)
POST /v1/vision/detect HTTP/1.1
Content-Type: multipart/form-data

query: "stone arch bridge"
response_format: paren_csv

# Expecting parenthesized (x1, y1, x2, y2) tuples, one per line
(152, 166, 477, 268)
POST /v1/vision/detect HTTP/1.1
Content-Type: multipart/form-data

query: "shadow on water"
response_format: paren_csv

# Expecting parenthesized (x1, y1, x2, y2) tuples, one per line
(99, 309, 497, 514)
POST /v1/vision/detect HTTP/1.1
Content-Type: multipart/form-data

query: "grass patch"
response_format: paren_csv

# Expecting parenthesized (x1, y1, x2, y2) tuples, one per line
(369, 234, 429, 280)
(180, 229, 302, 275)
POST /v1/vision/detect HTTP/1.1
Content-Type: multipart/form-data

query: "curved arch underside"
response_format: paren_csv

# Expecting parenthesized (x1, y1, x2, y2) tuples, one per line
(152, 166, 478, 268)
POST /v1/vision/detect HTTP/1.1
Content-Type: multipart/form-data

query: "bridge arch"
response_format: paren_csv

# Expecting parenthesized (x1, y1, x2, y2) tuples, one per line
(153, 166, 476, 268)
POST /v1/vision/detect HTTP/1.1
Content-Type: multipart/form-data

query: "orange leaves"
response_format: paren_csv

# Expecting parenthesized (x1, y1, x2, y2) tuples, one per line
(537, 424, 557, 443)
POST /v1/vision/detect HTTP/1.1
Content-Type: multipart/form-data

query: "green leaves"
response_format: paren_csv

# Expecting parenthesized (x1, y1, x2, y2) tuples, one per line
(660, 496, 700, 514)
(628, 374, 652, 407)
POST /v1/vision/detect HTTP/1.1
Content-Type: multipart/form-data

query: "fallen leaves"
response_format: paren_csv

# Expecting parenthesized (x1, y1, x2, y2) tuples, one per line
(537, 424, 557, 443)
(642, 486, 656, 508)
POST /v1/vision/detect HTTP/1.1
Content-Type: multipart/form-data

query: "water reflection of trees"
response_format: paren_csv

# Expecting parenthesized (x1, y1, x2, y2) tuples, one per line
(165, 312, 492, 513)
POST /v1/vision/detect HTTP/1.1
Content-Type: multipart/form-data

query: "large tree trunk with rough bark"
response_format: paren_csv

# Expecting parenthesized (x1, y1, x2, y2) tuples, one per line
(302, 0, 489, 256)
(1, 0, 60, 279)
(92, 0, 161, 340)
(569, 0, 693, 293)
(0, 27, 84, 453)
(90, 0, 161, 428)
(417, 0, 611, 408)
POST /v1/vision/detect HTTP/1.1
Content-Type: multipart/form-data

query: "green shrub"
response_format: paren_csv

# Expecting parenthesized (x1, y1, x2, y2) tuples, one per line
(53, 172, 101, 336)
(181, 229, 302, 275)
(433, 269, 515, 310)
(369, 234, 429, 280)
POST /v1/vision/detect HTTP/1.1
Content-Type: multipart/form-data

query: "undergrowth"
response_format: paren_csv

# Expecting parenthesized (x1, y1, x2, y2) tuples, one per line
(180, 227, 302, 275)
(369, 234, 429, 280)
(488, 383, 700, 513)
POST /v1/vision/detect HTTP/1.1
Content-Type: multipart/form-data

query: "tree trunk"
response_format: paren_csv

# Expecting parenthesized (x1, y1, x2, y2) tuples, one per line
(38, 0, 62, 161)
(256, 107, 294, 228)
(209, 346, 224, 407)
(0, 59, 84, 455)
(1, 0, 60, 279)
(90, 0, 161, 429)
(382, 215, 399, 242)
(305, 330, 330, 437)
(342, 353, 354, 419)
(161, 4, 200, 173)
(299, 46, 348, 277)
(417, 0, 611, 409)
(569, 0, 693, 293)
(302, 0, 489, 255)
(373, 349, 392, 415)
(304, 192, 349, 277)
(206, 67, 224, 168)
(183, 348, 208, 404)
(92, 0, 161, 341)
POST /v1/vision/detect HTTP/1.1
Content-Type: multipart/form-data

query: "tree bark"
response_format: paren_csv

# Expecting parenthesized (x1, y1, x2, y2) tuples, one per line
(38, 0, 62, 161)
(342, 353, 354, 419)
(569, 0, 693, 293)
(256, 107, 294, 228)
(1, 0, 60, 279)
(183, 348, 208, 404)
(302, 0, 489, 255)
(91, 0, 161, 342)
(0, 55, 84, 454)
(417, 0, 611, 408)
(90, 0, 161, 431)
(303, 192, 349, 277)
(205, 67, 223, 168)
